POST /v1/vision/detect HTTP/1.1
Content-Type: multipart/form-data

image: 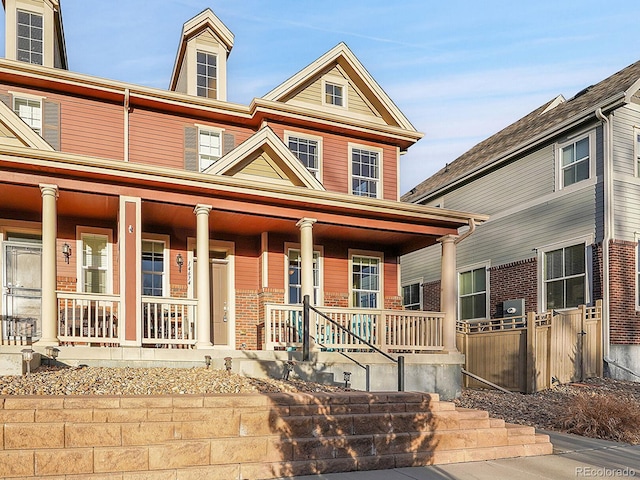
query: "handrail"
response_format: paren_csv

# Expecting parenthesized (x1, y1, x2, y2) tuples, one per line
(302, 295, 404, 391)
(310, 334, 371, 391)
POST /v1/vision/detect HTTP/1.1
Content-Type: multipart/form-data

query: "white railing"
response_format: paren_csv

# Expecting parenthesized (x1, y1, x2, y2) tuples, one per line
(264, 304, 444, 353)
(141, 297, 197, 346)
(57, 292, 120, 345)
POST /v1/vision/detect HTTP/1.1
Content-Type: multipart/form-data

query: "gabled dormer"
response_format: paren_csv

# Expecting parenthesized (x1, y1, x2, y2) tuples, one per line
(2, 0, 67, 69)
(263, 43, 416, 131)
(169, 9, 234, 102)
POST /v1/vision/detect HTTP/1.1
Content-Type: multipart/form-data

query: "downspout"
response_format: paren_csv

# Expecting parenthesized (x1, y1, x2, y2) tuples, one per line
(454, 218, 476, 245)
(595, 107, 612, 360)
(124, 88, 130, 162)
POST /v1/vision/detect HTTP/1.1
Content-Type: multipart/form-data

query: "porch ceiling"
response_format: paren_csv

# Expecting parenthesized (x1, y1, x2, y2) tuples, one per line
(141, 202, 438, 253)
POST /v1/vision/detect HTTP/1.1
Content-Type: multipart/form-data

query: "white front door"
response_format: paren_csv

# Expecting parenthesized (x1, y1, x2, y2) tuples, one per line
(2, 242, 42, 340)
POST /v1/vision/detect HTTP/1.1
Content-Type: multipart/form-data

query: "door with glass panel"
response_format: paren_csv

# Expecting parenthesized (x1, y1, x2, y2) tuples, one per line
(2, 241, 42, 340)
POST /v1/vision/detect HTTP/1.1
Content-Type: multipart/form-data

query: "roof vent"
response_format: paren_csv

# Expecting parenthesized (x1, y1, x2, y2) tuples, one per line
(571, 85, 594, 100)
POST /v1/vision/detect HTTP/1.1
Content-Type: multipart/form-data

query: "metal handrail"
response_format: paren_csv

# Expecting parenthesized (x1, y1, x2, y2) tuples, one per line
(302, 295, 404, 391)
(310, 334, 371, 391)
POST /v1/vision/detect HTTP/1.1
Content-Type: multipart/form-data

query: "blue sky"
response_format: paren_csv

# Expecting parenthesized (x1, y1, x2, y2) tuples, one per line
(3, 1, 640, 193)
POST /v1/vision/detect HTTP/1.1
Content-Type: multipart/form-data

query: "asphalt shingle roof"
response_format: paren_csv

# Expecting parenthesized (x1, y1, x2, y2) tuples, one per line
(402, 59, 640, 204)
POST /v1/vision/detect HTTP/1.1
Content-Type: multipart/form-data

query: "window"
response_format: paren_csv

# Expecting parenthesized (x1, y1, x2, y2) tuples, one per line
(352, 255, 380, 308)
(198, 129, 221, 171)
(324, 82, 343, 106)
(196, 51, 217, 99)
(458, 267, 487, 320)
(14, 97, 41, 134)
(287, 249, 320, 305)
(545, 244, 586, 310)
(142, 240, 165, 297)
(559, 136, 590, 188)
(81, 234, 108, 294)
(351, 147, 380, 198)
(17, 10, 43, 65)
(402, 282, 421, 310)
(287, 135, 320, 178)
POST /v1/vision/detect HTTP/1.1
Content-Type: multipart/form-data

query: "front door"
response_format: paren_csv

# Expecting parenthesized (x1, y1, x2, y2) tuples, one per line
(211, 259, 228, 346)
(2, 242, 42, 340)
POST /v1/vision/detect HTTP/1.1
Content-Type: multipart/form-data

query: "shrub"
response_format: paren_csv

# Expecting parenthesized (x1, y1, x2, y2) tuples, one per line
(557, 391, 640, 444)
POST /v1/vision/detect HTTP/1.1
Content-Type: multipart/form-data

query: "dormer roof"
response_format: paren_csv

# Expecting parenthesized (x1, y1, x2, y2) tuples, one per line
(169, 8, 234, 93)
(205, 126, 325, 190)
(263, 42, 417, 132)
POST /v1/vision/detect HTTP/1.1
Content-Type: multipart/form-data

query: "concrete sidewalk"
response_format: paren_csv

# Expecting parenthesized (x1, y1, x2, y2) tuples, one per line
(281, 431, 640, 479)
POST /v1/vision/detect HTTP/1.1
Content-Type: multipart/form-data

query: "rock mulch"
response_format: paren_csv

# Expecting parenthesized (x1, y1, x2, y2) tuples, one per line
(0, 365, 346, 396)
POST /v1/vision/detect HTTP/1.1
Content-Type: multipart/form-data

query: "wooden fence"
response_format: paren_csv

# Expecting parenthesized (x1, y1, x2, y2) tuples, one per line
(456, 300, 603, 393)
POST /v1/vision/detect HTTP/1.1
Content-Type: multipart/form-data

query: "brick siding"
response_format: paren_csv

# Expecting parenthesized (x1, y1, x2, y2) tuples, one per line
(488, 258, 537, 317)
(609, 240, 640, 344)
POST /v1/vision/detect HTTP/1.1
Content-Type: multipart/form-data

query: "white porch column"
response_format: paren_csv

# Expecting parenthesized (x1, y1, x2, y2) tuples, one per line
(439, 234, 458, 352)
(37, 184, 59, 345)
(194, 204, 213, 348)
(296, 218, 317, 302)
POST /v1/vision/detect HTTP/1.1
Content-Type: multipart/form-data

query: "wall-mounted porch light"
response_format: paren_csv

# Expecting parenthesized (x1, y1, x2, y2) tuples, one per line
(62, 243, 72, 264)
(176, 253, 184, 273)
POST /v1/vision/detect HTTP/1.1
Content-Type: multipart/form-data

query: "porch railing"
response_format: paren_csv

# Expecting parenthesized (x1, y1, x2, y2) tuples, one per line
(141, 297, 197, 347)
(264, 304, 444, 353)
(57, 292, 120, 345)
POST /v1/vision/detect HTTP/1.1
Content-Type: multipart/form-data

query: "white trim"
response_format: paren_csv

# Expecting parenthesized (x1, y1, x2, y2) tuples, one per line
(283, 129, 323, 182)
(7, 90, 46, 101)
(284, 242, 324, 306)
(536, 237, 591, 313)
(261, 232, 268, 289)
(197, 125, 224, 172)
(457, 261, 490, 320)
(348, 142, 384, 199)
(349, 249, 384, 308)
(76, 226, 114, 295)
(555, 130, 596, 191)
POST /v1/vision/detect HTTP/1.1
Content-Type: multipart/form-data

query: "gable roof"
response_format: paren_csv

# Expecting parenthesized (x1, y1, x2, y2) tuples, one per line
(403, 59, 640, 203)
(169, 8, 234, 91)
(0, 100, 54, 150)
(204, 126, 326, 190)
(263, 42, 417, 132)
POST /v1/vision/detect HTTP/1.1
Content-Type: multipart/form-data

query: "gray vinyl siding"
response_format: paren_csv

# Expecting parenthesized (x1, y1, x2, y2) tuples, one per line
(401, 244, 441, 284)
(456, 185, 596, 267)
(442, 146, 554, 215)
(610, 105, 640, 241)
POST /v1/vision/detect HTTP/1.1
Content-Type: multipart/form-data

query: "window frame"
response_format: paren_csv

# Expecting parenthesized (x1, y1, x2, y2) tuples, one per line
(16, 9, 43, 65)
(141, 234, 170, 298)
(321, 76, 348, 109)
(76, 227, 113, 295)
(197, 125, 223, 172)
(538, 238, 591, 312)
(13, 94, 42, 135)
(401, 278, 423, 311)
(457, 263, 489, 321)
(348, 143, 383, 199)
(284, 131, 323, 181)
(196, 50, 218, 99)
(284, 243, 323, 306)
(555, 131, 595, 190)
(349, 249, 384, 309)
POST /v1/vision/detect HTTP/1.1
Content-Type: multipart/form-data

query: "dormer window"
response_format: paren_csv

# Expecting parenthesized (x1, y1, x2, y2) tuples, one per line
(325, 82, 343, 106)
(17, 10, 43, 65)
(197, 51, 217, 99)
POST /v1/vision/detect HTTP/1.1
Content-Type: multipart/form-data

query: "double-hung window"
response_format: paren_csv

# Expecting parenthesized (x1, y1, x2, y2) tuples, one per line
(142, 240, 165, 297)
(559, 135, 590, 188)
(544, 244, 586, 310)
(81, 234, 109, 294)
(402, 282, 421, 310)
(287, 249, 320, 305)
(196, 51, 217, 99)
(288, 135, 320, 178)
(352, 255, 381, 308)
(14, 97, 42, 134)
(351, 146, 380, 198)
(17, 10, 43, 65)
(458, 267, 487, 320)
(198, 128, 222, 171)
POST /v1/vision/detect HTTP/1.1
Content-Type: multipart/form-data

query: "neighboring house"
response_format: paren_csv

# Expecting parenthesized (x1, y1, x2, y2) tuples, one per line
(402, 58, 640, 379)
(0, 0, 485, 371)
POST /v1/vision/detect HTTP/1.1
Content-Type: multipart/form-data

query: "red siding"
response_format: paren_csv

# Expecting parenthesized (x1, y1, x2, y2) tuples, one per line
(234, 236, 259, 290)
